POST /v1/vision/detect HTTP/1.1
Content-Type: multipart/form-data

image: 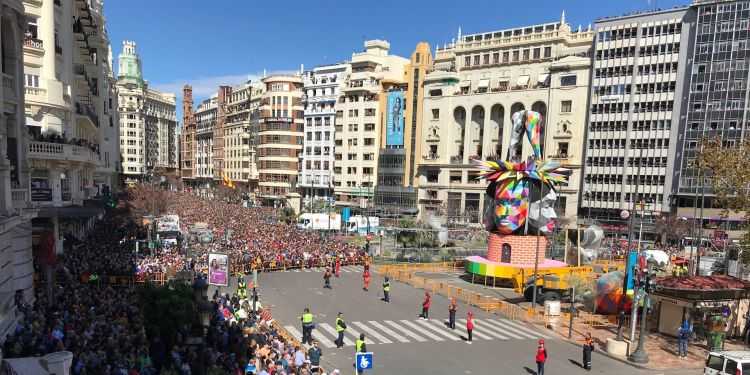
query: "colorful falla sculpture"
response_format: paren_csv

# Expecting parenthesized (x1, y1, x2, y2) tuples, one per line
(472, 110, 569, 235)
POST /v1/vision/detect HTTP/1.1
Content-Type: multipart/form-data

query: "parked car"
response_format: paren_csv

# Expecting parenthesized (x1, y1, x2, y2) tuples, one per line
(705, 351, 750, 375)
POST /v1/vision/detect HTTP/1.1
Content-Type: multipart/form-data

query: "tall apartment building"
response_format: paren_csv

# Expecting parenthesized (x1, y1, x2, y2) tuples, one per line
(257, 75, 304, 209)
(193, 94, 218, 185)
(0, 0, 36, 340)
(582, 8, 691, 236)
(116, 41, 177, 182)
(374, 42, 432, 215)
(418, 15, 593, 226)
(23, 0, 119, 257)
(301, 63, 349, 207)
(675, 0, 749, 236)
(223, 80, 263, 189)
(181, 85, 196, 181)
(334, 40, 409, 208)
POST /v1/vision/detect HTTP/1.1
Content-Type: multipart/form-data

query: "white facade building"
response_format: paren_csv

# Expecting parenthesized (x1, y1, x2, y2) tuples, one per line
(0, 0, 36, 341)
(301, 63, 348, 206)
(116, 40, 177, 181)
(417, 16, 593, 226)
(334, 40, 408, 207)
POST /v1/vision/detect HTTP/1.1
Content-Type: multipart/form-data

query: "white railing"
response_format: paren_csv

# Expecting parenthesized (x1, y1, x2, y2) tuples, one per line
(28, 141, 98, 164)
(11, 188, 27, 209)
(25, 87, 46, 96)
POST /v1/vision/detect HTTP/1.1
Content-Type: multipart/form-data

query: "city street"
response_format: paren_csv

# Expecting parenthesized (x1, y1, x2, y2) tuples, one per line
(258, 266, 693, 375)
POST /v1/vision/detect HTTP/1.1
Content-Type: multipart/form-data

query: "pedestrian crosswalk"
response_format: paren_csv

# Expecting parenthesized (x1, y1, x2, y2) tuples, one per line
(284, 317, 548, 349)
(288, 265, 364, 273)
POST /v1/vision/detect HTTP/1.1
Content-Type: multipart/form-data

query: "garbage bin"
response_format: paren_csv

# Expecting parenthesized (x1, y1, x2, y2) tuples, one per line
(707, 332, 725, 351)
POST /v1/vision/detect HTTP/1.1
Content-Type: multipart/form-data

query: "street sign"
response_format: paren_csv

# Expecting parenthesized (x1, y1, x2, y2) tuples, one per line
(355, 352, 373, 371)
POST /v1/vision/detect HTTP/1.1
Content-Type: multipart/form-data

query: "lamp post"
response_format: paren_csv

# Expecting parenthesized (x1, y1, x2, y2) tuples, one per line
(629, 265, 654, 364)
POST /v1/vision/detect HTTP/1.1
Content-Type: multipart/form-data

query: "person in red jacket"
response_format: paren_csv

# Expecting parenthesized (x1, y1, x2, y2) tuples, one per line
(535, 339, 547, 375)
(362, 269, 371, 291)
(420, 291, 431, 319)
(466, 311, 474, 344)
(335, 258, 341, 277)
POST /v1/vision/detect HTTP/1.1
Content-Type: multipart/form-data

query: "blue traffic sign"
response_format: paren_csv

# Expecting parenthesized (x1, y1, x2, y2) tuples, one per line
(356, 352, 373, 371)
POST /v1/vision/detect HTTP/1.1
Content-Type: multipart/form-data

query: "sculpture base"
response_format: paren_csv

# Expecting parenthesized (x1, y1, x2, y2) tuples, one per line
(464, 256, 567, 278)
(487, 233, 547, 265)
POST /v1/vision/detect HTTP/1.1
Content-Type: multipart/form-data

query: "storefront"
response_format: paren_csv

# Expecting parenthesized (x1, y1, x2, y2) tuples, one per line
(652, 275, 750, 350)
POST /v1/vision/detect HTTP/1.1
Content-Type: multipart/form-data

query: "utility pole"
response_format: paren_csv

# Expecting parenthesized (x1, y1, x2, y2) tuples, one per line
(618, 146, 642, 341)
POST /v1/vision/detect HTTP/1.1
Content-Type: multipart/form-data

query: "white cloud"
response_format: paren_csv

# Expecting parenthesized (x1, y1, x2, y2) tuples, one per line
(150, 69, 303, 100)
(151, 73, 257, 99)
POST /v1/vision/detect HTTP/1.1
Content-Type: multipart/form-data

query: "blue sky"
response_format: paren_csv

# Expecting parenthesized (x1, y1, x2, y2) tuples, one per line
(105, 0, 686, 118)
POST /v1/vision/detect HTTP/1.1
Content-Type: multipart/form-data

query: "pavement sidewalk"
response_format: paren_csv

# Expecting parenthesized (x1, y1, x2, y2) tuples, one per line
(538, 309, 747, 371)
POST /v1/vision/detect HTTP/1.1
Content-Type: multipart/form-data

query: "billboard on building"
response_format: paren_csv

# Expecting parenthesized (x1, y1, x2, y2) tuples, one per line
(386, 91, 405, 146)
(208, 253, 229, 286)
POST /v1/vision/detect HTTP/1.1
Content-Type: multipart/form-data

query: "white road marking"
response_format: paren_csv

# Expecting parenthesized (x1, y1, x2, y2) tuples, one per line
(397, 320, 444, 341)
(417, 319, 461, 341)
(384, 320, 428, 342)
(466, 319, 512, 340)
(367, 320, 410, 343)
(285, 325, 304, 342)
(352, 321, 393, 344)
(457, 319, 499, 340)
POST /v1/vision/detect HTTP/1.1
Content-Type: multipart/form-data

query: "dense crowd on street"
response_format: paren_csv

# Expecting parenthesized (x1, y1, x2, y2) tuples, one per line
(2, 214, 154, 375)
(135, 191, 365, 278)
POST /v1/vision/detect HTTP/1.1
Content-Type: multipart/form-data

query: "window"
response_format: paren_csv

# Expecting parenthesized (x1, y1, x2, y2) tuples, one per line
(561, 100, 572, 113)
(364, 123, 375, 131)
(464, 56, 471, 67)
(502, 51, 510, 63)
(483, 54, 489, 65)
(492, 52, 499, 64)
(533, 48, 541, 60)
(544, 46, 552, 58)
(522, 49, 530, 61)
(431, 109, 440, 120)
(706, 355, 724, 371)
(560, 75, 577, 86)
(25, 74, 39, 88)
(557, 142, 569, 157)
(512, 50, 519, 62)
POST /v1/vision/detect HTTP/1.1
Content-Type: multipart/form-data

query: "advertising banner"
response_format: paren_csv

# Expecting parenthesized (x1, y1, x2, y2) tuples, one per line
(386, 91, 405, 146)
(208, 253, 229, 286)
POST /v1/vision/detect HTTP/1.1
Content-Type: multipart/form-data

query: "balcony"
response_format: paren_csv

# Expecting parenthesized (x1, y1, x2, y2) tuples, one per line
(28, 141, 99, 165)
(23, 37, 44, 52)
(423, 153, 440, 161)
(75, 102, 99, 128)
(450, 155, 464, 164)
(11, 188, 28, 210)
(25, 86, 46, 101)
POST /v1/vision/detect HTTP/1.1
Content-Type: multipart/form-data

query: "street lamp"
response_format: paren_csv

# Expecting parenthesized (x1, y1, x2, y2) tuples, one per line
(629, 264, 656, 364)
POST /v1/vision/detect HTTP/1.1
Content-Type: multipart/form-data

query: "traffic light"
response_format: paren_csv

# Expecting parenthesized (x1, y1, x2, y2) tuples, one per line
(644, 268, 658, 294)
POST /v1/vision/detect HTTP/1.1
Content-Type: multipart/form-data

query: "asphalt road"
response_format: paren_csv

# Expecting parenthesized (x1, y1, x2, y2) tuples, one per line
(256, 265, 696, 375)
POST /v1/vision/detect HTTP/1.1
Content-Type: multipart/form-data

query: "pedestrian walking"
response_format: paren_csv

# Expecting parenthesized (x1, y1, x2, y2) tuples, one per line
(335, 258, 341, 278)
(362, 269, 371, 291)
(466, 311, 474, 344)
(335, 312, 347, 348)
(323, 268, 332, 289)
(448, 297, 457, 329)
(677, 318, 692, 359)
(535, 339, 547, 375)
(300, 307, 315, 345)
(582, 332, 594, 370)
(308, 341, 322, 373)
(382, 277, 390, 303)
(419, 291, 431, 319)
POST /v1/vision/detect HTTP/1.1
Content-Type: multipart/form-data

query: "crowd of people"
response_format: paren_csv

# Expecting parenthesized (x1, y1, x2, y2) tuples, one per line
(3, 214, 154, 375)
(136, 192, 366, 278)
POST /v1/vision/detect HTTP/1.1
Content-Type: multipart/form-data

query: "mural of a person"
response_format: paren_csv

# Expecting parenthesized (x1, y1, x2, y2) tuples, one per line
(392, 96, 402, 133)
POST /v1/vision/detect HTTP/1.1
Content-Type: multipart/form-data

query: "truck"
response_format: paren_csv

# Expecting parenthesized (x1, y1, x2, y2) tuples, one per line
(156, 215, 181, 246)
(346, 215, 380, 235)
(297, 213, 341, 231)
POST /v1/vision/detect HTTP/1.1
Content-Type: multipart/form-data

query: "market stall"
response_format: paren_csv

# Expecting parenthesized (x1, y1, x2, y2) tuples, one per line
(652, 275, 750, 350)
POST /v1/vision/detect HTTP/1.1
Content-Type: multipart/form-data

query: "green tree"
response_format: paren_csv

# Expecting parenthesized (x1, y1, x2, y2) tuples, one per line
(697, 138, 750, 257)
(138, 282, 195, 349)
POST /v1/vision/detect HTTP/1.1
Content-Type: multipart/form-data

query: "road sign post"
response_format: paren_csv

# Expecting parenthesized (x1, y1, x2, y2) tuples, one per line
(355, 352, 373, 373)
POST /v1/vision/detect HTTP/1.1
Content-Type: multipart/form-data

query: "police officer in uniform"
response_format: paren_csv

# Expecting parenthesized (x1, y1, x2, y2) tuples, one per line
(355, 333, 367, 375)
(300, 307, 314, 345)
(237, 275, 247, 300)
(335, 312, 347, 348)
(382, 277, 391, 303)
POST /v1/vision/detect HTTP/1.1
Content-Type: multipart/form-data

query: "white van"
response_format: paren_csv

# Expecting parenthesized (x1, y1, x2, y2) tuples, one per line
(705, 351, 750, 375)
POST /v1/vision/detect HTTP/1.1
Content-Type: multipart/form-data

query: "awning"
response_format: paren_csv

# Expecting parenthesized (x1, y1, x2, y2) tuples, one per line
(537, 73, 550, 84)
(516, 75, 530, 86)
(25, 116, 42, 127)
(460, 80, 471, 88)
(36, 205, 104, 218)
(477, 79, 489, 88)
